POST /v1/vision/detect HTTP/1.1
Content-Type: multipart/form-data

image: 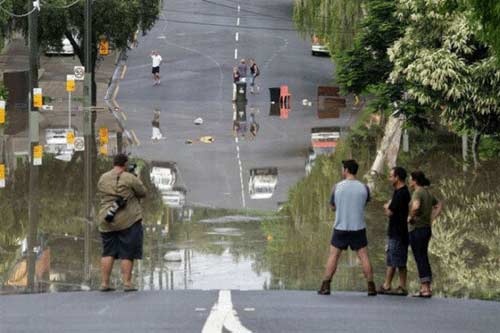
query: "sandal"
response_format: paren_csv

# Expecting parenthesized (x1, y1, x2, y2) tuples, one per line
(99, 286, 116, 292)
(412, 291, 432, 298)
(377, 284, 391, 295)
(124, 286, 138, 292)
(393, 286, 408, 296)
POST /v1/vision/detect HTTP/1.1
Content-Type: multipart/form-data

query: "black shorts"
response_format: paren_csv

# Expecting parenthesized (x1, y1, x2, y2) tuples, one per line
(101, 221, 143, 260)
(152, 66, 160, 74)
(331, 229, 368, 251)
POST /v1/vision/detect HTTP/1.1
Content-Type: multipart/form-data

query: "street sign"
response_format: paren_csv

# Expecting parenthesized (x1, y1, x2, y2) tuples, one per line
(67, 131, 75, 144)
(99, 127, 109, 144)
(74, 137, 85, 151)
(33, 88, 43, 108)
(33, 145, 43, 166)
(66, 75, 76, 92)
(0, 100, 5, 124)
(99, 39, 109, 56)
(0, 164, 5, 188)
(74, 66, 85, 80)
(99, 143, 108, 156)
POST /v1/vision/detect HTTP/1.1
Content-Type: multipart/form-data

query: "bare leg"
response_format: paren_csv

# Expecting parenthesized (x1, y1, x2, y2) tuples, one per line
(121, 259, 134, 288)
(383, 267, 396, 289)
(323, 246, 342, 281)
(356, 247, 374, 282)
(101, 256, 114, 288)
(398, 267, 407, 289)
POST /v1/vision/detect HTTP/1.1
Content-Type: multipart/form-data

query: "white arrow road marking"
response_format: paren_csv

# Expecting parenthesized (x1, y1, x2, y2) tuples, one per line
(202, 290, 252, 333)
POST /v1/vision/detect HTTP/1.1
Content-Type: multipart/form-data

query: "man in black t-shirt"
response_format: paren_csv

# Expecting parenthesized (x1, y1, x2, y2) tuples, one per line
(379, 166, 411, 295)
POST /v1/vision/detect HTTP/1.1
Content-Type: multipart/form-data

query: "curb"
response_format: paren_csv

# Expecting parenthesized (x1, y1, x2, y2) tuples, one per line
(104, 50, 138, 147)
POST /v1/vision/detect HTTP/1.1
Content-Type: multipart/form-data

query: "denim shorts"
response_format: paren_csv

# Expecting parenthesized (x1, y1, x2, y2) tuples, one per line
(386, 238, 408, 268)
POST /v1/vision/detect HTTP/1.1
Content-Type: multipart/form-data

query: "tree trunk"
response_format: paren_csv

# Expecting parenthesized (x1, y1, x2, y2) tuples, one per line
(366, 116, 404, 190)
(472, 131, 480, 169)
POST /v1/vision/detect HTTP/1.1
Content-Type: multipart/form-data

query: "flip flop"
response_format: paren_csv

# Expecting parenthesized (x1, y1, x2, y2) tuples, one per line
(412, 291, 432, 298)
(99, 287, 115, 292)
(124, 287, 138, 292)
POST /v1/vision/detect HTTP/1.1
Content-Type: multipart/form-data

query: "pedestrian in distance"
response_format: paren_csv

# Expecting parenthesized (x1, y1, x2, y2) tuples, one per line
(249, 59, 260, 94)
(318, 159, 377, 296)
(232, 66, 240, 102)
(249, 112, 259, 138)
(97, 154, 147, 292)
(378, 167, 411, 296)
(237, 58, 247, 82)
(151, 50, 163, 86)
(151, 109, 163, 142)
(408, 171, 442, 298)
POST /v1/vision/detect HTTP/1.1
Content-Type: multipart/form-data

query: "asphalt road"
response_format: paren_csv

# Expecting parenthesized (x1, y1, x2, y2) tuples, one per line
(118, 0, 356, 210)
(1, 290, 498, 332)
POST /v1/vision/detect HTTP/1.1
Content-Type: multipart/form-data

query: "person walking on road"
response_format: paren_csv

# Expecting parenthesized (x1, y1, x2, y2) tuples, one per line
(249, 112, 259, 138)
(318, 159, 377, 296)
(151, 108, 163, 142)
(237, 58, 247, 82)
(249, 59, 260, 94)
(151, 50, 163, 86)
(97, 154, 147, 292)
(378, 167, 411, 296)
(408, 171, 442, 298)
(232, 66, 240, 102)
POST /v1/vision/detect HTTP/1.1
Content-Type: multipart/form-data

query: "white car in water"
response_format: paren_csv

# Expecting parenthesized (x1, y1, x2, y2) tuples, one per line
(311, 35, 330, 56)
(45, 38, 75, 56)
(150, 162, 177, 192)
(248, 168, 278, 200)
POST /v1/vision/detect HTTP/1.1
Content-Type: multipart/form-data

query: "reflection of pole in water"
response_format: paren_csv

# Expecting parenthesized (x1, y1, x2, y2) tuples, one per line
(157, 225, 163, 290)
(170, 270, 174, 290)
(184, 248, 187, 289)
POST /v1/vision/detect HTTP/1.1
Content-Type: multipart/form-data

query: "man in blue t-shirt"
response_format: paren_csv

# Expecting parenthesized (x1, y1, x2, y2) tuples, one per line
(318, 159, 377, 296)
(379, 167, 411, 295)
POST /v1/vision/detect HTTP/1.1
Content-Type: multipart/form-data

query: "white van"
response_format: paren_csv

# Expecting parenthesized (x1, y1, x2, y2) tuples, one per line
(248, 168, 278, 200)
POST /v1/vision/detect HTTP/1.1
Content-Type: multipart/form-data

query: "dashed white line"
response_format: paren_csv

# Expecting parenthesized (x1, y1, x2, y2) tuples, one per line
(237, 5, 240, 12)
(237, 17, 240, 26)
(235, 32, 239, 42)
(234, 48, 238, 59)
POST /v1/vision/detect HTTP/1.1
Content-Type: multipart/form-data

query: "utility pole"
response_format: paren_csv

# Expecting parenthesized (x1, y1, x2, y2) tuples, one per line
(83, 0, 93, 286)
(27, 0, 40, 292)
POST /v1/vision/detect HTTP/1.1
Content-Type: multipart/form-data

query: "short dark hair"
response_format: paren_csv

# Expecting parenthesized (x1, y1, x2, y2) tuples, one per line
(342, 159, 359, 175)
(410, 170, 431, 186)
(392, 166, 407, 182)
(113, 153, 128, 167)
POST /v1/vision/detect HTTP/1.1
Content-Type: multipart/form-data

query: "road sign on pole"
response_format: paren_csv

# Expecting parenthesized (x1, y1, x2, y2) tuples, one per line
(33, 145, 43, 166)
(66, 75, 76, 92)
(99, 39, 109, 56)
(74, 66, 85, 80)
(33, 88, 43, 108)
(0, 164, 5, 188)
(74, 137, 85, 151)
(0, 100, 5, 124)
(99, 127, 109, 144)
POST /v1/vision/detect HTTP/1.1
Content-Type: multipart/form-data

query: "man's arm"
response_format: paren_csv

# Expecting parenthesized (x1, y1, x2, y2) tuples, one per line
(130, 176, 147, 199)
(431, 201, 443, 221)
(330, 185, 336, 211)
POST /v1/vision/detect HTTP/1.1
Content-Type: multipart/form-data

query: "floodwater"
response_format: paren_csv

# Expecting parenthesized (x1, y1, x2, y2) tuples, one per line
(0, 135, 499, 302)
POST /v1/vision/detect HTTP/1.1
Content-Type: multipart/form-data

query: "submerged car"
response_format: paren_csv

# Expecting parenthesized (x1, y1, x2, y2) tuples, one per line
(248, 167, 278, 200)
(45, 38, 75, 56)
(311, 35, 330, 56)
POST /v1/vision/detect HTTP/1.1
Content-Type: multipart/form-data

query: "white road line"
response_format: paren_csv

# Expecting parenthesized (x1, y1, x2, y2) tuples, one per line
(237, 17, 240, 26)
(237, 5, 240, 12)
(236, 146, 240, 152)
(202, 290, 252, 333)
(234, 48, 238, 59)
(235, 32, 239, 42)
(244, 308, 255, 312)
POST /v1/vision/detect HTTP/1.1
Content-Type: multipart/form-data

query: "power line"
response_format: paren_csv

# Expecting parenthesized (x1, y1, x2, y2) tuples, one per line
(0, 5, 37, 18)
(41, 0, 82, 9)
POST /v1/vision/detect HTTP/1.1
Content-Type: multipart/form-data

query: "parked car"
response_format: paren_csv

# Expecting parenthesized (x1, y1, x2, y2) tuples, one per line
(45, 38, 75, 56)
(311, 35, 330, 56)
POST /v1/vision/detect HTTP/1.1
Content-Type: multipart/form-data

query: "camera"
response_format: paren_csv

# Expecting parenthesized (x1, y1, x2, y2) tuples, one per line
(127, 163, 138, 176)
(105, 196, 127, 223)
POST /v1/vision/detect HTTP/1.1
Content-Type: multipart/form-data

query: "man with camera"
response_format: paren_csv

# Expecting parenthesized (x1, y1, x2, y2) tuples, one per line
(97, 153, 146, 292)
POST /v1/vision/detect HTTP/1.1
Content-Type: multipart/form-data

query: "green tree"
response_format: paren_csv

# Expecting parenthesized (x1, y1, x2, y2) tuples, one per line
(469, 0, 500, 59)
(388, 0, 500, 136)
(11, 0, 162, 105)
(293, 0, 366, 55)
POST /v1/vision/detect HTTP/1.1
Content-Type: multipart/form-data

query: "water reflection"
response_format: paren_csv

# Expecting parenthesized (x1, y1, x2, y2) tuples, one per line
(248, 167, 278, 200)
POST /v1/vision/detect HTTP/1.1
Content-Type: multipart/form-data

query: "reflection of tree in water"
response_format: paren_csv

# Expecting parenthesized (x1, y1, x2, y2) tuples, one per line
(0, 155, 164, 292)
(430, 177, 500, 300)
